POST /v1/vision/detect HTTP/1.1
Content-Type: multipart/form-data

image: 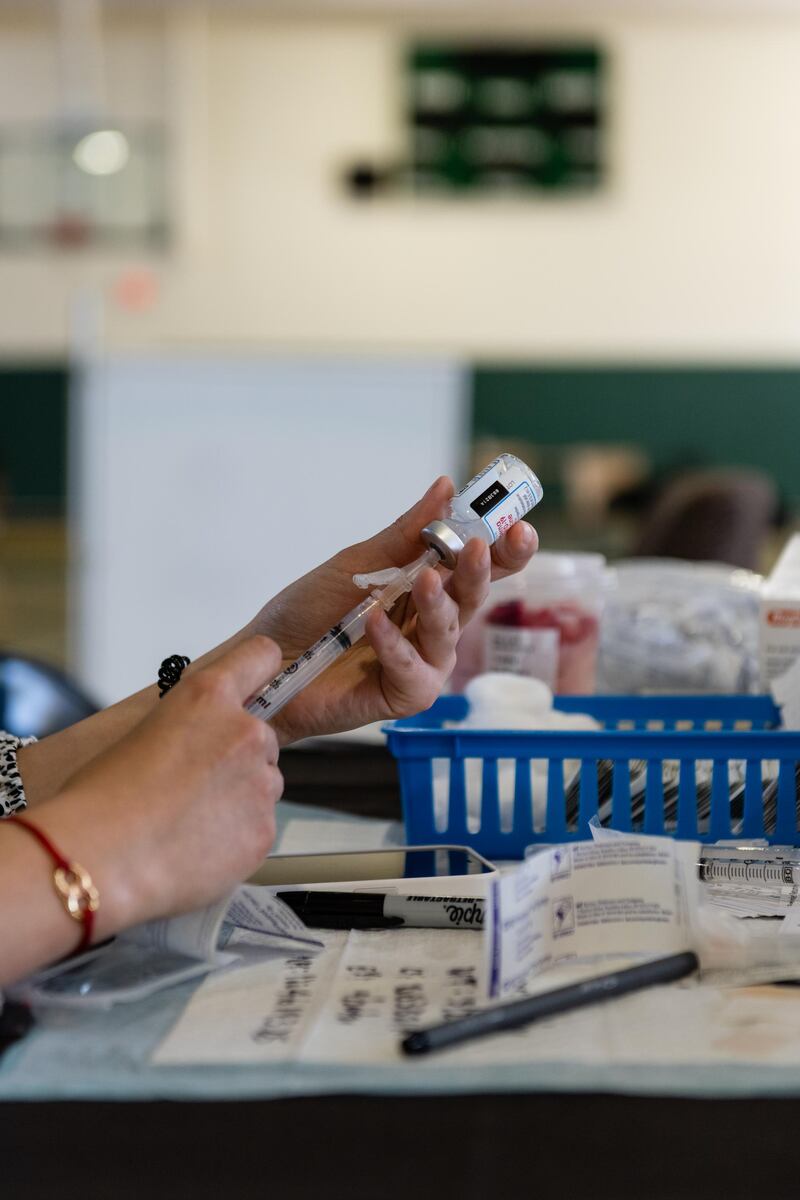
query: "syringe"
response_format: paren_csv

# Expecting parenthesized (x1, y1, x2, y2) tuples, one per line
(246, 546, 441, 721)
(246, 453, 543, 722)
(699, 846, 800, 889)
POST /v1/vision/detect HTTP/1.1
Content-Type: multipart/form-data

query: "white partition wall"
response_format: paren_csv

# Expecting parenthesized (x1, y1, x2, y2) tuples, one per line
(70, 357, 467, 704)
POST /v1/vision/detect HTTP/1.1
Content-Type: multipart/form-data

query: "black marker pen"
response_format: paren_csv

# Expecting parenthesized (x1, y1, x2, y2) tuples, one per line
(277, 891, 485, 931)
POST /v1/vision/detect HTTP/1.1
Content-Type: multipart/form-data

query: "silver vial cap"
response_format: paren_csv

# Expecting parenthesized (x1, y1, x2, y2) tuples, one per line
(421, 519, 466, 569)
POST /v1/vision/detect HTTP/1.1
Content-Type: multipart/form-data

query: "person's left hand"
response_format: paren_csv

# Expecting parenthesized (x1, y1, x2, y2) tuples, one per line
(244, 476, 538, 745)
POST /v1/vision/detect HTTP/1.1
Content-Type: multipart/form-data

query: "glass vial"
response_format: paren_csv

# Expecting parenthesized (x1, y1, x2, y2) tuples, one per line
(422, 453, 543, 567)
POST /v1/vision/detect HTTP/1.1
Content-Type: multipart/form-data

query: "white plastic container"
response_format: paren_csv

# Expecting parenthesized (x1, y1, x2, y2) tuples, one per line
(452, 551, 613, 694)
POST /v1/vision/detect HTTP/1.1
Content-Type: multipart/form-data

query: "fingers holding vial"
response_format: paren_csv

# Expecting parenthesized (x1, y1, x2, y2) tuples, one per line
(364, 538, 494, 714)
(488, 519, 538, 579)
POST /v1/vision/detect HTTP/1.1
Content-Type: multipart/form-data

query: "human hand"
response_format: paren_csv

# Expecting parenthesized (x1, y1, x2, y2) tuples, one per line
(40, 636, 284, 936)
(246, 477, 538, 744)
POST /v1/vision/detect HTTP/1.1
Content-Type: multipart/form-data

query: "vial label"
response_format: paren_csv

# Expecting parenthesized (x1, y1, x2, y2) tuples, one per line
(470, 480, 510, 517)
(453, 455, 542, 541)
(481, 480, 539, 541)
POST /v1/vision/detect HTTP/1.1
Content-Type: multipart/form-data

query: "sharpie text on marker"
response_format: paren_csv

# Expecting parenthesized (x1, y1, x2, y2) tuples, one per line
(276, 891, 485, 931)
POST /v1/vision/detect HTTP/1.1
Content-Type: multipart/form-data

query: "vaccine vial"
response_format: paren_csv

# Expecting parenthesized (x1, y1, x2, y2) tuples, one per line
(421, 453, 543, 567)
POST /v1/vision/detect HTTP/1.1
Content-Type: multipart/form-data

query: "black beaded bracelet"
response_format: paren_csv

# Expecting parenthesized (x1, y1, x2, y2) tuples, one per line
(157, 654, 191, 698)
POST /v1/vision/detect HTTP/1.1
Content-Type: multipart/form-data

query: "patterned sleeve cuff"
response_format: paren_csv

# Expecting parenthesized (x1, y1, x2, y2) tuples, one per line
(0, 733, 37, 817)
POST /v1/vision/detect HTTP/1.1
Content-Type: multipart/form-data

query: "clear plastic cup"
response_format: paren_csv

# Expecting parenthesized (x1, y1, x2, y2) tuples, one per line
(451, 551, 613, 695)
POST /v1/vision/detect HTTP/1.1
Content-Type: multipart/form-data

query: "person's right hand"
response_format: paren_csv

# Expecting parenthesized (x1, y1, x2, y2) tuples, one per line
(39, 636, 285, 938)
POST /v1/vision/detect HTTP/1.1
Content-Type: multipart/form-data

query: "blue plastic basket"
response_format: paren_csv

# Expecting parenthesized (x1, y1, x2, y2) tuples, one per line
(385, 694, 800, 859)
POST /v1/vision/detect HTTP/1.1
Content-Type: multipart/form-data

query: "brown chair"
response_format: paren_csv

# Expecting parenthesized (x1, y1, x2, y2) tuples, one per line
(631, 469, 778, 570)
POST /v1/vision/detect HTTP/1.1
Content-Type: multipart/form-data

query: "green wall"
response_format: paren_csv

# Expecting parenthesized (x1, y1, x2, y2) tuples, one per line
(473, 366, 800, 506)
(1, 363, 798, 516)
(0, 369, 68, 515)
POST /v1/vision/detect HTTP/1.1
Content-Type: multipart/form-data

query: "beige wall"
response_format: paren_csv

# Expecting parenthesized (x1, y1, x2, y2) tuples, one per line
(1, 10, 800, 359)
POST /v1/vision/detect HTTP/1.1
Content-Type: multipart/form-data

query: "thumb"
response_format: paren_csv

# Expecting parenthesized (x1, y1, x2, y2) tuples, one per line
(360, 476, 454, 565)
(202, 635, 283, 704)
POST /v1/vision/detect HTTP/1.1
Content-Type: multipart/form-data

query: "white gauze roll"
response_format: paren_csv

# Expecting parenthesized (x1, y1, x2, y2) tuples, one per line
(433, 672, 600, 833)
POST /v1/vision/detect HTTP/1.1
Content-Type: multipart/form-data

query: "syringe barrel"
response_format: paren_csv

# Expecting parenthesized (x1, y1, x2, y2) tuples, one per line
(699, 851, 800, 889)
(246, 595, 378, 721)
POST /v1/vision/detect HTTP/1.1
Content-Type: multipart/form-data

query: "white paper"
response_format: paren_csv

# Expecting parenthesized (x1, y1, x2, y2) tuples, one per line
(152, 922, 800, 1069)
(121, 895, 233, 961)
(153, 927, 485, 1067)
(123, 885, 322, 961)
(781, 909, 800, 935)
(153, 933, 348, 1064)
(222, 886, 325, 951)
(705, 885, 800, 919)
(486, 840, 699, 998)
(300, 929, 483, 1064)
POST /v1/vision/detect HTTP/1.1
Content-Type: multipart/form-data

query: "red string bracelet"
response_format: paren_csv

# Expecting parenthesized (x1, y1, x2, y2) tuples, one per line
(8, 815, 99, 954)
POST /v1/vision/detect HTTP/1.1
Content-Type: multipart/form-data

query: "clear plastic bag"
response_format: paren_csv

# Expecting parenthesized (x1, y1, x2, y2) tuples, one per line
(596, 558, 762, 694)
